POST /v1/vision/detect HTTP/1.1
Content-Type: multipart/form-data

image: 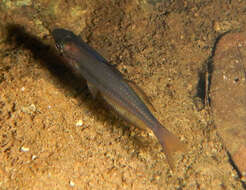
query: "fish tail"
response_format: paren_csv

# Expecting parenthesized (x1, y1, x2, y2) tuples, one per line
(153, 124, 187, 170)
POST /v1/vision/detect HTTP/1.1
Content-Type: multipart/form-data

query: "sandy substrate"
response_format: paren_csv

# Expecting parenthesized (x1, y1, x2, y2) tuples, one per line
(0, 1, 246, 189)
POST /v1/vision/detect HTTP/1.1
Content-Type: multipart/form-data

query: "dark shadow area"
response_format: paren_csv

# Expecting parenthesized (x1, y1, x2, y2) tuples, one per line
(195, 31, 232, 107)
(196, 65, 207, 102)
(6, 24, 87, 93)
(5, 24, 155, 161)
(227, 151, 246, 189)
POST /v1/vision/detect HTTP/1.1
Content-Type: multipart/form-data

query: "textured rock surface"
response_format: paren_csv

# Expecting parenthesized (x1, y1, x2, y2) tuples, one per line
(211, 31, 246, 176)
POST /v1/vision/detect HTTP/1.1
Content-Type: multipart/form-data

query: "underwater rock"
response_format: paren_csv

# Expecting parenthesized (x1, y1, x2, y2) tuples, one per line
(210, 31, 246, 176)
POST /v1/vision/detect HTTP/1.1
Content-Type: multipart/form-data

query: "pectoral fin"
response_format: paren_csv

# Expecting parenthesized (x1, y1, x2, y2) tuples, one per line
(87, 82, 99, 98)
(126, 80, 156, 113)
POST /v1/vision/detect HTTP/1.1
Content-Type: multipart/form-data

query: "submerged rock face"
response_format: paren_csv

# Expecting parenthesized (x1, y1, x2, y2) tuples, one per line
(210, 31, 246, 175)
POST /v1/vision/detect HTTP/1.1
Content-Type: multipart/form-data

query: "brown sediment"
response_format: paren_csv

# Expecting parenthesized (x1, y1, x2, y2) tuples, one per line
(1, 1, 246, 189)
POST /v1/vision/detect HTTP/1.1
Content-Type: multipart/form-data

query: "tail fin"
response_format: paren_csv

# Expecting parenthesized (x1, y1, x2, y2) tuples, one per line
(153, 125, 187, 170)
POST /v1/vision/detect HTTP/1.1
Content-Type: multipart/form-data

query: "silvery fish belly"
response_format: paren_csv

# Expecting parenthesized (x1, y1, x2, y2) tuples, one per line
(52, 28, 186, 169)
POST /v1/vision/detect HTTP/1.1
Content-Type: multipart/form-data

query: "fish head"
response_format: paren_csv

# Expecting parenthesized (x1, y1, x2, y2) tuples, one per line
(52, 28, 79, 57)
(52, 28, 82, 72)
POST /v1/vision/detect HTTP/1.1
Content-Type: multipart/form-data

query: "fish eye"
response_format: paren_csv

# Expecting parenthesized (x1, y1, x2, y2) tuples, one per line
(55, 42, 64, 53)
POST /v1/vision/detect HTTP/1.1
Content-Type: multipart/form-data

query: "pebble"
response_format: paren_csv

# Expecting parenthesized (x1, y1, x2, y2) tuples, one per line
(75, 119, 83, 127)
(20, 146, 29, 152)
(21, 104, 36, 114)
(69, 180, 75, 187)
(32, 155, 37, 160)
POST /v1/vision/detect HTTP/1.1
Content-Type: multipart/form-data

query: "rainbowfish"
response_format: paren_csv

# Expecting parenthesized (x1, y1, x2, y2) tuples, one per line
(52, 28, 186, 169)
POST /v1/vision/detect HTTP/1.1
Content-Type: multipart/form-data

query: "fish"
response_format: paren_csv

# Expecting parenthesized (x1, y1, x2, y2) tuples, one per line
(52, 28, 186, 169)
